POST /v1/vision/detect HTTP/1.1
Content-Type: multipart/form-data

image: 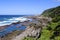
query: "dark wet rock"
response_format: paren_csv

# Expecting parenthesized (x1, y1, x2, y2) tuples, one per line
(0, 25, 10, 31)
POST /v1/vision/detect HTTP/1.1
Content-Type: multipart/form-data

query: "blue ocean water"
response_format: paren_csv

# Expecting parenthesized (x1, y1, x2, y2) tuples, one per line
(0, 15, 25, 21)
(0, 15, 26, 37)
(0, 24, 26, 37)
(0, 15, 27, 26)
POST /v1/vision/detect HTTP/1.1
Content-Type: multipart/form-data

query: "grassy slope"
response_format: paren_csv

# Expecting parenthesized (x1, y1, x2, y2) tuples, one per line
(23, 6, 60, 40)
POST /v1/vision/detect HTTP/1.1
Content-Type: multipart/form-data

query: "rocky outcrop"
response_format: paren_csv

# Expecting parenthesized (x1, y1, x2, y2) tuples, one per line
(0, 25, 10, 31)
(28, 28, 41, 38)
(11, 16, 52, 40)
(11, 26, 41, 40)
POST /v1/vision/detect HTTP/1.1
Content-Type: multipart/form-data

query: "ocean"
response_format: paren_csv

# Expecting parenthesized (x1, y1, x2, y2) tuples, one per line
(0, 15, 27, 37)
(0, 15, 28, 26)
(0, 15, 25, 21)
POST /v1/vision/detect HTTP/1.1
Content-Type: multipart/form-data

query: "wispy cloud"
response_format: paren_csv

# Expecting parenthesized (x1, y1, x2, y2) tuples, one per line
(54, 0, 60, 2)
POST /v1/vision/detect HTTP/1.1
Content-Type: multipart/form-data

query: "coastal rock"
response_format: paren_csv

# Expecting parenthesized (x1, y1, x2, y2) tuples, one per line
(11, 16, 52, 40)
(0, 25, 9, 31)
(28, 28, 41, 38)
(11, 26, 41, 40)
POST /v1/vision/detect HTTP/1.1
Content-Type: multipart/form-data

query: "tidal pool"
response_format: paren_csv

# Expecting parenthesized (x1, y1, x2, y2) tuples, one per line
(0, 24, 26, 37)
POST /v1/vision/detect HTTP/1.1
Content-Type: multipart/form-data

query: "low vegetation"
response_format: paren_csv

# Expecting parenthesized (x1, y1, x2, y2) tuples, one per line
(23, 6, 60, 40)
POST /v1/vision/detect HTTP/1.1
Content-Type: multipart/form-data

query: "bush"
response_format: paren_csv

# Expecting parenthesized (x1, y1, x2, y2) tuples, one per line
(23, 37, 36, 40)
(38, 27, 53, 40)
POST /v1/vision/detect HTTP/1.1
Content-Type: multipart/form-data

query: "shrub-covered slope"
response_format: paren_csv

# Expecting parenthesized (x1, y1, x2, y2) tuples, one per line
(23, 6, 60, 40)
(39, 6, 60, 40)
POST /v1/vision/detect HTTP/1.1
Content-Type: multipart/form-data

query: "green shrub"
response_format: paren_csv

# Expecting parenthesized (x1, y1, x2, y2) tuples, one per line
(23, 37, 36, 40)
(54, 36, 60, 40)
(38, 27, 53, 40)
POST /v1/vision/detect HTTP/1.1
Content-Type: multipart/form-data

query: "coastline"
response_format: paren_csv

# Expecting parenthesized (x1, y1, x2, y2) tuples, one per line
(0, 15, 43, 40)
(0, 15, 52, 40)
(0, 16, 33, 38)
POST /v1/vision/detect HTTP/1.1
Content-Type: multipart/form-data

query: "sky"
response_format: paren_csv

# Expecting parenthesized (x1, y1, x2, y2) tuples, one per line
(0, 0, 60, 15)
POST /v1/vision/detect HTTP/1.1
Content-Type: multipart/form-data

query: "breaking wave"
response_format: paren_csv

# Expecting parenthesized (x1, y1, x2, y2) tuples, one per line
(0, 17, 29, 26)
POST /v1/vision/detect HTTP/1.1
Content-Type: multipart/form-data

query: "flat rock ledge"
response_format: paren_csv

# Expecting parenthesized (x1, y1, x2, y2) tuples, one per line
(11, 26, 41, 40)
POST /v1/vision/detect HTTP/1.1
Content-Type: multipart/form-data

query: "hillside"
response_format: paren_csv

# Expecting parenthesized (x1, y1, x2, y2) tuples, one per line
(39, 6, 60, 40)
(23, 6, 60, 40)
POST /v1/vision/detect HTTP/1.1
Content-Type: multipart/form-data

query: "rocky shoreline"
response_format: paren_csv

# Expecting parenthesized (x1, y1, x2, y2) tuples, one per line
(0, 17, 32, 30)
(0, 16, 52, 40)
(0, 17, 33, 39)
(11, 16, 51, 40)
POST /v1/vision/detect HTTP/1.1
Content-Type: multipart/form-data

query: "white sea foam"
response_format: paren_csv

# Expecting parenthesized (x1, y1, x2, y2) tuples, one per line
(0, 22, 11, 26)
(0, 17, 30, 26)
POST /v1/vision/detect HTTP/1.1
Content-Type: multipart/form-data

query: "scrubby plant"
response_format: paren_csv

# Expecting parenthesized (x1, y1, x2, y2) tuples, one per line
(23, 6, 60, 40)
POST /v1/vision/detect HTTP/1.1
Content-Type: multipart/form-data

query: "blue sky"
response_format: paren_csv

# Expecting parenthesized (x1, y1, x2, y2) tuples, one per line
(0, 0, 60, 15)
